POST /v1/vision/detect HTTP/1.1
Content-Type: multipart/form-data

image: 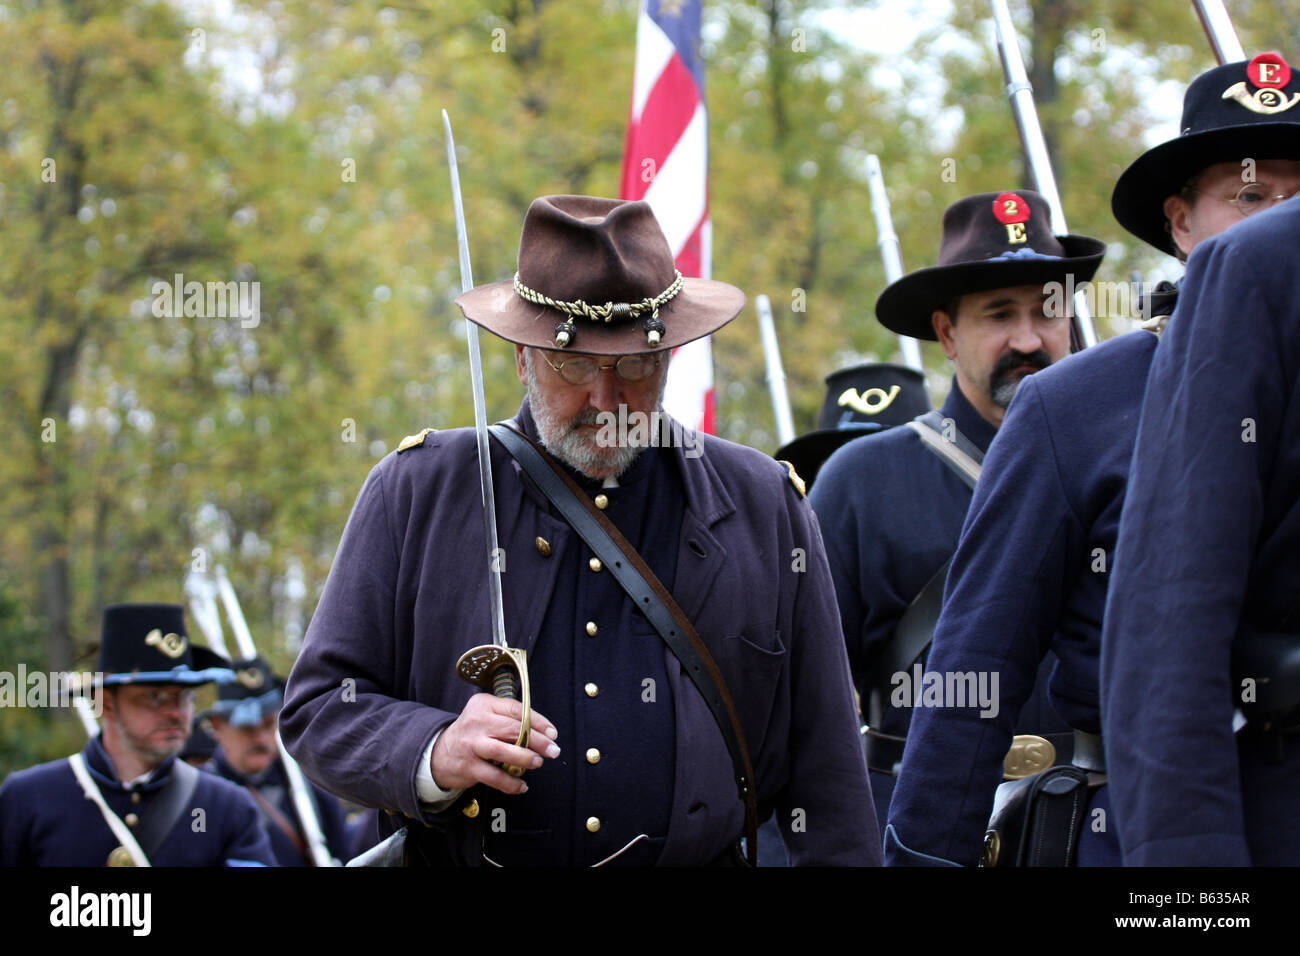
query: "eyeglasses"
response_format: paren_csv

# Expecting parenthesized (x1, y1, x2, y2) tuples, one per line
(1195, 182, 1300, 218)
(537, 350, 664, 386)
(126, 687, 196, 710)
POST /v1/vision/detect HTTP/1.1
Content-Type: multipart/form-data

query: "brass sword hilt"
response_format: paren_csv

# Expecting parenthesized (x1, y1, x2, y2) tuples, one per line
(456, 645, 531, 777)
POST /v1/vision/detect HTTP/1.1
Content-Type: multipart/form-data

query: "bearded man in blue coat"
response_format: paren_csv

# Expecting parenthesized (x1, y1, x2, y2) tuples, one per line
(811, 189, 1104, 834)
(280, 195, 877, 866)
(885, 53, 1300, 866)
(0, 603, 275, 867)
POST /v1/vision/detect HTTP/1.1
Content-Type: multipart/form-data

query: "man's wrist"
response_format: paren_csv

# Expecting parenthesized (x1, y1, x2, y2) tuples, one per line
(416, 730, 464, 809)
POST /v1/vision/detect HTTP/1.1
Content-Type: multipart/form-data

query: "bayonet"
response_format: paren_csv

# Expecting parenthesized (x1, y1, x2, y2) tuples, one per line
(991, 0, 1099, 349)
(212, 566, 338, 866)
(865, 154, 927, 375)
(1192, 0, 1245, 64)
(755, 294, 795, 446)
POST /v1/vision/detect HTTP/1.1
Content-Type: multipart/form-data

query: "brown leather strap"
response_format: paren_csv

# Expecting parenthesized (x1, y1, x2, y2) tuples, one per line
(492, 422, 759, 866)
(246, 785, 311, 863)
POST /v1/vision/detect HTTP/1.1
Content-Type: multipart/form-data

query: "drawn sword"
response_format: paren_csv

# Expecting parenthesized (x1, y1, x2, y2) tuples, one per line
(442, 109, 531, 777)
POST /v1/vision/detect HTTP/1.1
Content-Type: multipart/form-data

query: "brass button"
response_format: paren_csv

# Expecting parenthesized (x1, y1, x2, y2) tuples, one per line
(584, 683, 599, 698)
(535, 537, 551, 557)
(125, 813, 140, 827)
(586, 748, 601, 764)
(585, 621, 598, 637)
(130, 792, 142, 804)
(462, 799, 480, 819)
(586, 816, 601, 833)
(589, 557, 602, 572)
(594, 494, 609, 510)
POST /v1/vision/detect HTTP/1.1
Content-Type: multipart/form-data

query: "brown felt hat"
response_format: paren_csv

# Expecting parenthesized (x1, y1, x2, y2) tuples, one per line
(875, 190, 1106, 341)
(455, 195, 746, 355)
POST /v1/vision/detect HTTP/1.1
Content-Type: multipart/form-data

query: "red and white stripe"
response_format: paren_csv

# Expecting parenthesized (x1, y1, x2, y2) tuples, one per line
(620, 3, 715, 433)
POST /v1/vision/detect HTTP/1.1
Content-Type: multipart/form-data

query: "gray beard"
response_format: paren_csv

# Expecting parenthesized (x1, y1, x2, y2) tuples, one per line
(523, 355, 649, 481)
(990, 376, 1022, 409)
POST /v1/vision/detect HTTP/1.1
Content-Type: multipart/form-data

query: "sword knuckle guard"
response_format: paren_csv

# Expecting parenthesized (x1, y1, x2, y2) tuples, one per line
(455, 645, 531, 776)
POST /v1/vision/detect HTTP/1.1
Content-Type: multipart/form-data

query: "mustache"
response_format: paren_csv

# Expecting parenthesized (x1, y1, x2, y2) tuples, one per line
(991, 349, 1051, 380)
(566, 407, 603, 429)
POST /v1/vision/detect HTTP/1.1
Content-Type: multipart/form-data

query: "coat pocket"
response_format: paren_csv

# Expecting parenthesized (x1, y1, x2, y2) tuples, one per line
(716, 627, 786, 750)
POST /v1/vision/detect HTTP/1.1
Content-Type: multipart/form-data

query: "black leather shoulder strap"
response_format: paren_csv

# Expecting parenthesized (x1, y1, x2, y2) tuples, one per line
(490, 421, 758, 865)
(867, 557, 951, 728)
(137, 758, 201, 857)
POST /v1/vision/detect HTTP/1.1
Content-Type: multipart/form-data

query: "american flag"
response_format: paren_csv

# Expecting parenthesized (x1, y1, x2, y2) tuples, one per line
(620, 0, 715, 433)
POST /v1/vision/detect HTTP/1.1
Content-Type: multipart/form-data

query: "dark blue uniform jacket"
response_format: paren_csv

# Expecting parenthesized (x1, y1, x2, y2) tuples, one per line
(885, 331, 1157, 865)
(0, 734, 275, 866)
(281, 402, 877, 866)
(206, 749, 351, 867)
(1103, 198, 1300, 866)
(811, 379, 1065, 830)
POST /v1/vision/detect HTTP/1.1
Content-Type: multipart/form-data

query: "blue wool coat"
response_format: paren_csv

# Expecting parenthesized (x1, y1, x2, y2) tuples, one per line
(280, 403, 878, 866)
(0, 735, 275, 866)
(206, 749, 352, 867)
(1102, 197, 1300, 866)
(811, 379, 1066, 830)
(884, 331, 1159, 865)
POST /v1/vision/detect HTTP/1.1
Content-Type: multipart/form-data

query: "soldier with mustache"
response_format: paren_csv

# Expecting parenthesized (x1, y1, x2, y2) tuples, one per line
(885, 54, 1300, 866)
(810, 190, 1106, 834)
(204, 656, 350, 866)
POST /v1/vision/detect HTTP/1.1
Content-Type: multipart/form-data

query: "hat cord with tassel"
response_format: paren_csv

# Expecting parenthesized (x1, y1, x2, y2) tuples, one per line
(513, 270, 683, 348)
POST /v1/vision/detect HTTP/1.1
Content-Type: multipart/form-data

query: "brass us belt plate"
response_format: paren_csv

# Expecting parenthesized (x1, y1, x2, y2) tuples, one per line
(980, 830, 1001, 867)
(1002, 734, 1056, 780)
(107, 845, 137, 867)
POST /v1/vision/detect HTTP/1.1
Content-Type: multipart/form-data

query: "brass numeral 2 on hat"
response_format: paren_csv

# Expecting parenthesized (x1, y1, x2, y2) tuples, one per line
(456, 645, 531, 777)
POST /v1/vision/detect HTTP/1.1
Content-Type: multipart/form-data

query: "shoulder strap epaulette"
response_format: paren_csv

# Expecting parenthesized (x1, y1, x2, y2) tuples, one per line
(397, 427, 436, 453)
(776, 459, 806, 498)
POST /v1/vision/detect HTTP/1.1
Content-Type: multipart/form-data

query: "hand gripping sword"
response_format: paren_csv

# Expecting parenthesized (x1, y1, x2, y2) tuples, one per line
(442, 110, 531, 777)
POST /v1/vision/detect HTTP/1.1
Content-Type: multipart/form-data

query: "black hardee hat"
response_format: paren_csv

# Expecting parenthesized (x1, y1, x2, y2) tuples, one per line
(1112, 53, 1300, 256)
(875, 190, 1106, 341)
(97, 603, 234, 686)
(209, 656, 284, 726)
(775, 363, 931, 489)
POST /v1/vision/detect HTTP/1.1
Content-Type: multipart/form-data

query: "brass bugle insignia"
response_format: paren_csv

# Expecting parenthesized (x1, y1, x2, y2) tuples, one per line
(837, 384, 901, 417)
(1222, 81, 1300, 115)
(145, 629, 187, 659)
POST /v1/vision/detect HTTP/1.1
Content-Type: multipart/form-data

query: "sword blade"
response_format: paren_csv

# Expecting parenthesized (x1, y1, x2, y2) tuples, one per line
(443, 109, 509, 652)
